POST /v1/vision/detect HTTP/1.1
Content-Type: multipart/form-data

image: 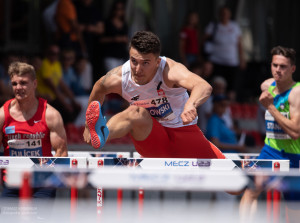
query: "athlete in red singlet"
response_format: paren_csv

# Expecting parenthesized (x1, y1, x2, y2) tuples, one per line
(0, 61, 68, 198)
(2, 97, 53, 156)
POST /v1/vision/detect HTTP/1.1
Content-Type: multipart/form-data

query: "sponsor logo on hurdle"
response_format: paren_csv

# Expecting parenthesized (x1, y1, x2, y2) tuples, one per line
(98, 160, 104, 167)
(71, 159, 78, 168)
(0, 159, 9, 165)
(165, 160, 211, 167)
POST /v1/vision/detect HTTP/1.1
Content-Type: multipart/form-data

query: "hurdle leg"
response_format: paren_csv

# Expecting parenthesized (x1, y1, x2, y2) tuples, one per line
(273, 162, 281, 223)
(266, 190, 272, 221)
(138, 188, 144, 217)
(286, 205, 290, 223)
(70, 187, 78, 219)
(97, 187, 103, 218)
(19, 172, 32, 199)
(273, 190, 281, 223)
(96, 159, 104, 219)
(117, 188, 123, 218)
(0, 169, 3, 186)
(19, 172, 32, 220)
(70, 159, 79, 220)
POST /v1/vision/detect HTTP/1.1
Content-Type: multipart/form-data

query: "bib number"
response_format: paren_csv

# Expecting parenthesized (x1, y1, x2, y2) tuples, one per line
(8, 139, 43, 156)
(132, 96, 176, 121)
(265, 111, 291, 139)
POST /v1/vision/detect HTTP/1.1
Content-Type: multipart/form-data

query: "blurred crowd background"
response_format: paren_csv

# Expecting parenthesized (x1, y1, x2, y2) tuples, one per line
(0, 0, 300, 152)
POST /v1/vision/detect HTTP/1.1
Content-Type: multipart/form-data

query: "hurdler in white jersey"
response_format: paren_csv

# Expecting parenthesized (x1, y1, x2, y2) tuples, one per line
(84, 31, 225, 159)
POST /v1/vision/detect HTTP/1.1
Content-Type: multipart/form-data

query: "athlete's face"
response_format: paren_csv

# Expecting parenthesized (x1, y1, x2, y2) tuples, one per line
(11, 73, 37, 101)
(271, 55, 295, 84)
(129, 47, 161, 85)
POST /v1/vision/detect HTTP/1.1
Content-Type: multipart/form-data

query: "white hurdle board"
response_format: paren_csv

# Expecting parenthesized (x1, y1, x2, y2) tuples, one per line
(5, 166, 249, 192)
(0, 156, 87, 168)
(1, 157, 87, 187)
(0, 156, 290, 171)
(87, 157, 290, 171)
(5, 166, 300, 192)
(87, 157, 240, 170)
(88, 167, 249, 191)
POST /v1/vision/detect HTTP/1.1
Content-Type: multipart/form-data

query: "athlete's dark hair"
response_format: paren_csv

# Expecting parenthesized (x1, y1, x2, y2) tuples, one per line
(129, 31, 161, 56)
(271, 46, 296, 65)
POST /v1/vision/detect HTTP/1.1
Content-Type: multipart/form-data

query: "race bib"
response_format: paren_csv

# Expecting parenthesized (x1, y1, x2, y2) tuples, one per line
(8, 139, 43, 156)
(132, 96, 176, 121)
(265, 111, 291, 139)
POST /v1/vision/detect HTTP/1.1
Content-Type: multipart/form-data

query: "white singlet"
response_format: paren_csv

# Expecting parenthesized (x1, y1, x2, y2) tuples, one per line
(122, 56, 197, 128)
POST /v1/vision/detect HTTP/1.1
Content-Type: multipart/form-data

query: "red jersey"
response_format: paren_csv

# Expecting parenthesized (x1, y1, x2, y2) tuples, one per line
(2, 98, 52, 156)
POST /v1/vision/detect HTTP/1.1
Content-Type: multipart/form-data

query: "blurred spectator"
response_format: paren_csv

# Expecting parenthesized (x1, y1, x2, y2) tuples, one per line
(29, 54, 43, 72)
(0, 65, 12, 106)
(74, 0, 104, 60)
(61, 48, 86, 96)
(206, 94, 245, 153)
(189, 60, 213, 81)
(0, 52, 18, 106)
(0, 53, 18, 85)
(75, 56, 93, 93)
(73, 55, 94, 126)
(204, 6, 246, 98)
(100, 0, 129, 72)
(36, 45, 61, 101)
(179, 11, 202, 68)
(197, 76, 233, 133)
(125, 0, 153, 36)
(60, 48, 89, 128)
(36, 44, 81, 124)
(28, 53, 43, 94)
(55, 0, 86, 57)
(42, 0, 59, 44)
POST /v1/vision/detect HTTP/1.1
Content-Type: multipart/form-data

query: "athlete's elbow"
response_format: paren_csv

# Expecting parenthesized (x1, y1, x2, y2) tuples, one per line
(204, 83, 213, 97)
(208, 84, 213, 94)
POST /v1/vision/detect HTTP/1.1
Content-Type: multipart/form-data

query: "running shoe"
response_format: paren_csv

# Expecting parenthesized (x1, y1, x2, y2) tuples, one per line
(86, 101, 109, 149)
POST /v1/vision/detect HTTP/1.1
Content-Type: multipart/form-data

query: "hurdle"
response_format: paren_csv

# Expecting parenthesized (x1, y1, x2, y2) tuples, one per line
(4, 165, 300, 222)
(87, 156, 289, 220)
(0, 156, 292, 222)
(3, 162, 247, 221)
(5, 163, 300, 192)
(72, 156, 291, 220)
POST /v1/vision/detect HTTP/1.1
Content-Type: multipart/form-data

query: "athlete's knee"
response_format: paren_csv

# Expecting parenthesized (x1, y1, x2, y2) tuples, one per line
(124, 106, 150, 121)
(125, 106, 153, 140)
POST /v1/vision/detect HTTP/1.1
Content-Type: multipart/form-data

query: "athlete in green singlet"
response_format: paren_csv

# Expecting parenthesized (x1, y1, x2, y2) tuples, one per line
(240, 46, 300, 222)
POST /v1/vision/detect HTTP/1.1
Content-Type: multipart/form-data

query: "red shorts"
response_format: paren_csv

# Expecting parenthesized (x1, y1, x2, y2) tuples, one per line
(130, 117, 225, 159)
